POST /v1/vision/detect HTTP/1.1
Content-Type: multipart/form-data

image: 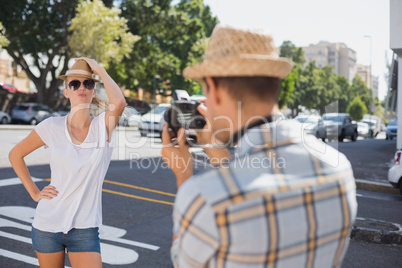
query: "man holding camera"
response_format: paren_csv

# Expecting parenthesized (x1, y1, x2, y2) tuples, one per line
(161, 24, 357, 268)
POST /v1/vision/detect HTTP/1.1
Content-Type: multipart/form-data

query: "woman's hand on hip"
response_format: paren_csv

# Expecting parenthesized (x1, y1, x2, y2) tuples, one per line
(33, 185, 58, 202)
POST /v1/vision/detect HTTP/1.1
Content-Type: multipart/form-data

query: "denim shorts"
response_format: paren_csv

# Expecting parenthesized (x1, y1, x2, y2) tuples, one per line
(31, 226, 101, 253)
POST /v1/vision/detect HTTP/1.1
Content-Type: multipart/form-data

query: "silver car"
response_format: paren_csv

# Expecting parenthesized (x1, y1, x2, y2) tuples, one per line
(295, 114, 327, 141)
(138, 104, 170, 137)
(119, 106, 141, 127)
(11, 103, 59, 125)
(388, 149, 402, 196)
(0, 111, 11, 124)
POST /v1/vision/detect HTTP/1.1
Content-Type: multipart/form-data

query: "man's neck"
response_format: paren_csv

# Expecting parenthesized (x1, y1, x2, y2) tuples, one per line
(234, 101, 280, 132)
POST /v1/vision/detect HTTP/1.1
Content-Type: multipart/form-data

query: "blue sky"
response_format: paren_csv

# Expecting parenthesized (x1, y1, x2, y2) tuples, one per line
(203, 0, 391, 100)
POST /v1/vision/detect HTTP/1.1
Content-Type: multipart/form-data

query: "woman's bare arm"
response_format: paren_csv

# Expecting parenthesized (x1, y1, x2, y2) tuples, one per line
(9, 130, 58, 201)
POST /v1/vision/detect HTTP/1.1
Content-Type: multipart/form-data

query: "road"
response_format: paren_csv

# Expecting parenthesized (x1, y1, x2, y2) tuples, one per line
(0, 127, 401, 267)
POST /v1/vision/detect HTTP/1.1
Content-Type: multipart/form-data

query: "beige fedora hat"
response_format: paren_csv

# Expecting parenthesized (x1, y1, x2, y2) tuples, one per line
(59, 60, 99, 82)
(183, 24, 293, 82)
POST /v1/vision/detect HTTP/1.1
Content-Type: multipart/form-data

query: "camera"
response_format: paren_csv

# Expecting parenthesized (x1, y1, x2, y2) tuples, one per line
(164, 90, 206, 136)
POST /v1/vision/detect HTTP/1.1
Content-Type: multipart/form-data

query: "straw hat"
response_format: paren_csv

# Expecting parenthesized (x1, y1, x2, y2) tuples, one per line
(59, 60, 99, 82)
(183, 24, 293, 82)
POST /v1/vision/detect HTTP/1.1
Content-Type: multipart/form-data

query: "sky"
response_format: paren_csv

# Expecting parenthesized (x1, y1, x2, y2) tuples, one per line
(202, 0, 391, 101)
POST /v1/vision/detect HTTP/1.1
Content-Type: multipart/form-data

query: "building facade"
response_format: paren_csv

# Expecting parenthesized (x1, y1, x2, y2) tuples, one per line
(0, 49, 32, 93)
(302, 41, 357, 83)
(356, 64, 379, 99)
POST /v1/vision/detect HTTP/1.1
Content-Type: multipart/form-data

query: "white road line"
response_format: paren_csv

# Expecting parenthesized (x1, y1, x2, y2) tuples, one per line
(0, 206, 158, 265)
(102, 236, 160, 251)
(0, 230, 31, 244)
(0, 177, 43, 187)
(0, 248, 39, 266)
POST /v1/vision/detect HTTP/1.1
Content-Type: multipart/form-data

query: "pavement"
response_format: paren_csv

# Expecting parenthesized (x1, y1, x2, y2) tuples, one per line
(1, 124, 402, 245)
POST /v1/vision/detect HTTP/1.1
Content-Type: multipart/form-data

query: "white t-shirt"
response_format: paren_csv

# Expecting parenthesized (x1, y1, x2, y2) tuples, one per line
(32, 112, 115, 234)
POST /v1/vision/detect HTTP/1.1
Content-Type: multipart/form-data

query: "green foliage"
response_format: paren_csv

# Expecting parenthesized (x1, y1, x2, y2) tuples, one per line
(336, 76, 350, 112)
(186, 37, 209, 94)
(280, 41, 305, 66)
(0, 22, 9, 47)
(112, 0, 217, 95)
(349, 75, 372, 111)
(347, 96, 368, 121)
(68, 0, 140, 69)
(279, 67, 297, 109)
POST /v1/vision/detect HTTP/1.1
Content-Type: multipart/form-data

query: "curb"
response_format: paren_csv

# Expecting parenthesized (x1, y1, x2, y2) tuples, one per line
(355, 179, 400, 195)
(351, 217, 402, 245)
(0, 125, 35, 130)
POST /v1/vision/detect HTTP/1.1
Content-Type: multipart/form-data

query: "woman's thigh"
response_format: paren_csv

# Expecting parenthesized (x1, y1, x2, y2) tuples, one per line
(68, 251, 102, 268)
(35, 251, 65, 268)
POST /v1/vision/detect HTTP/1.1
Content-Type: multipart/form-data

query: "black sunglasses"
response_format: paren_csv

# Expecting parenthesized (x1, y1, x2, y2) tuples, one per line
(68, 79, 95, 91)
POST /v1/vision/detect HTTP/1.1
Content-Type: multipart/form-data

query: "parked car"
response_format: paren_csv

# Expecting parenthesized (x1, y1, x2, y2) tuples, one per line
(386, 119, 397, 140)
(138, 103, 171, 137)
(322, 113, 358, 142)
(294, 114, 327, 141)
(125, 98, 151, 115)
(0, 82, 21, 93)
(362, 114, 382, 138)
(119, 106, 141, 127)
(357, 122, 370, 139)
(388, 149, 402, 196)
(0, 111, 11, 124)
(57, 105, 71, 116)
(11, 103, 59, 125)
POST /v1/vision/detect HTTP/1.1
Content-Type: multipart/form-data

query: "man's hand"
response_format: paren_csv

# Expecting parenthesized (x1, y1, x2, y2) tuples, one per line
(196, 104, 232, 166)
(161, 124, 193, 189)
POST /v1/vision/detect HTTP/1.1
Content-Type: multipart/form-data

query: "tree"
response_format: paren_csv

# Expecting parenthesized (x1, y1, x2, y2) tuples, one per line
(0, 22, 9, 47)
(347, 96, 368, 121)
(316, 65, 341, 114)
(279, 41, 305, 113)
(336, 76, 350, 112)
(186, 37, 209, 94)
(68, 0, 139, 69)
(350, 75, 372, 112)
(279, 67, 297, 109)
(0, 0, 79, 105)
(297, 62, 322, 110)
(280, 41, 305, 66)
(113, 0, 217, 96)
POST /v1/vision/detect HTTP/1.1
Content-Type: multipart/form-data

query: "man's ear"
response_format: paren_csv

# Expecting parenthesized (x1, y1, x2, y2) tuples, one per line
(205, 77, 220, 106)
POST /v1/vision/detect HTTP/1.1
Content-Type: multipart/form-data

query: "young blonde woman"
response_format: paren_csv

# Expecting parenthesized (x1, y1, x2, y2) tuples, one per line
(9, 57, 126, 267)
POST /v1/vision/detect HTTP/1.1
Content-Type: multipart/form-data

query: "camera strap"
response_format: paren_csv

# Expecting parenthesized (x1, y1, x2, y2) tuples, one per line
(230, 115, 274, 145)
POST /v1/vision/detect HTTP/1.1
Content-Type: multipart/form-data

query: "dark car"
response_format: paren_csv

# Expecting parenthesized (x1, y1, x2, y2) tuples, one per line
(125, 98, 151, 115)
(11, 103, 59, 125)
(322, 113, 358, 142)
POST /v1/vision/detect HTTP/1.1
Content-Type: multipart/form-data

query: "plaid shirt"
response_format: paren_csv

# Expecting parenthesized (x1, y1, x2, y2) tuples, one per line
(171, 119, 357, 268)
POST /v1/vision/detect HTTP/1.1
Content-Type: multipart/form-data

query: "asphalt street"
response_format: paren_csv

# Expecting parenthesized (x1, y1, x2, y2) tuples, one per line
(0, 126, 401, 267)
